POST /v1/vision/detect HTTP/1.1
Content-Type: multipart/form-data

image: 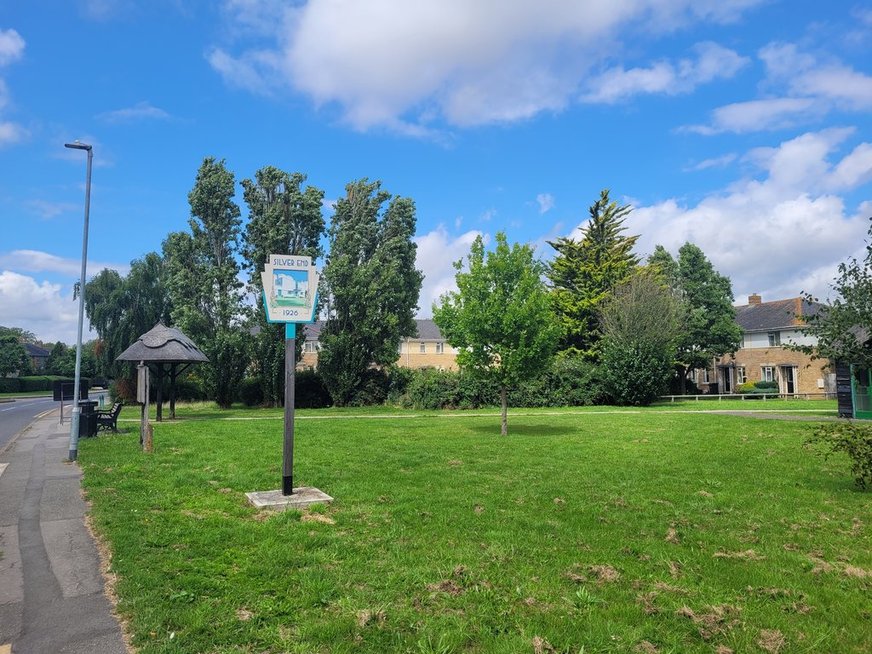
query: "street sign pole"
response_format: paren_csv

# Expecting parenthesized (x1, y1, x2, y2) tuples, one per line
(282, 323, 296, 496)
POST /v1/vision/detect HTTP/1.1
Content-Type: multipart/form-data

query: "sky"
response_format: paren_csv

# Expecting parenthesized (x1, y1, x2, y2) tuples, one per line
(1, 0, 871, 344)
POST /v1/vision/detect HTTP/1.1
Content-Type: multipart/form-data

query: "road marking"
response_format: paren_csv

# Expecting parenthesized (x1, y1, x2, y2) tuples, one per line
(0, 643, 11, 653)
(0, 463, 7, 479)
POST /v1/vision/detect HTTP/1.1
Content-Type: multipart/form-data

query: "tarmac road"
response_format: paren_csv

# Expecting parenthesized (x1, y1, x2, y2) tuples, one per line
(0, 398, 57, 453)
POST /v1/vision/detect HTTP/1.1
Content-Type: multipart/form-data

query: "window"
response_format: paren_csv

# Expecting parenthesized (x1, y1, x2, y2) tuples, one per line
(737, 366, 746, 384)
(767, 331, 781, 346)
(419, 342, 426, 353)
(702, 368, 710, 383)
(762, 366, 774, 382)
(304, 341, 318, 353)
(436, 342, 444, 354)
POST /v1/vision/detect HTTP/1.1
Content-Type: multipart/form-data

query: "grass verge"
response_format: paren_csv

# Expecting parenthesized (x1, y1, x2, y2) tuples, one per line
(82, 407, 869, 653)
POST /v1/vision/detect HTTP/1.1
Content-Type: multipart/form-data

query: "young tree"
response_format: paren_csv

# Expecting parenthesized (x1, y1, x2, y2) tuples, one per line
(319, 179, 422, 405)
(164, 157, 247, 408)
(648, 243, 742, 392)
(242, 166, 325, 407)
(599, 269, 681, 405)
(801, 218, 872, 367)
(434, 232, 559, 435)
(46, 342, 69, 375)
(548, 189, 640, 358)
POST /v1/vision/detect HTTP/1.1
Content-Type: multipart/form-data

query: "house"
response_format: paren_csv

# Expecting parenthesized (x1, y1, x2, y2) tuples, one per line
(25, 343, 49, 372)
(697, 294, 833, 395)
(299, 319, 458, 371)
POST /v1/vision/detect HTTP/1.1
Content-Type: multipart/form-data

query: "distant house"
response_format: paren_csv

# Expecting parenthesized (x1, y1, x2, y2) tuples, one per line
(300, 319, 458, 371)
(25, 343, 49, 372)
(695, 294, 833, 395)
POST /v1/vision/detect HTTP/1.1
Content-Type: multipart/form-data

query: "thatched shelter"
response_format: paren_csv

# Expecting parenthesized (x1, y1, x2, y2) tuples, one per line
(117, 323, 208, 420)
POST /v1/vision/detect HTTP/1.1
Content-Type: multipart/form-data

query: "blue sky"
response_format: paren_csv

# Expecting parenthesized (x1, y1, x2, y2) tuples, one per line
(1, 0, 871, 343)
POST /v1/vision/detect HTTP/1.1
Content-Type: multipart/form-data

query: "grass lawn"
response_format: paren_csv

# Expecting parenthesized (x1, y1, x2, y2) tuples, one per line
(81, 406, 870, 654)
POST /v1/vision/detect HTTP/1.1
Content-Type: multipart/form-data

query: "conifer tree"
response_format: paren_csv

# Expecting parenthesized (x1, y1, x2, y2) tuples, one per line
(547, 189, 639, 357)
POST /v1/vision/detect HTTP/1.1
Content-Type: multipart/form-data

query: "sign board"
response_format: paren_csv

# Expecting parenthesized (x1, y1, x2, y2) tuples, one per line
(261, 254, 319, 324)
(53, 380, 89, 402)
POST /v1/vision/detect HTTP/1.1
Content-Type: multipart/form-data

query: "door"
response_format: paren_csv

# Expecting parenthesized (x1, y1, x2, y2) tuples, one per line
(780, 366, 796, 394)
(720, 367, 733, 393)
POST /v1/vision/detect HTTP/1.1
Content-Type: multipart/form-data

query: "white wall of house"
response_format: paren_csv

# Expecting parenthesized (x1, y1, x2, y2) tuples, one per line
(743, 329, 816, 348)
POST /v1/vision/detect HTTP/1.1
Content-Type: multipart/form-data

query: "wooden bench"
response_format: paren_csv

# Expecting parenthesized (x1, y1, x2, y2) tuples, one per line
(96, 402, 123, 432)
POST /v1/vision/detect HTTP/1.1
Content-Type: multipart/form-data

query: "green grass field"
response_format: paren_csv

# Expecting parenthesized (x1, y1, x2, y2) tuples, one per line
(81, 404, 870, 653)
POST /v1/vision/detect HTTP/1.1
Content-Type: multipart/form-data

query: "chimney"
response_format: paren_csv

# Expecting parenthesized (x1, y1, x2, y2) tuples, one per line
(748, 293, 762, 306)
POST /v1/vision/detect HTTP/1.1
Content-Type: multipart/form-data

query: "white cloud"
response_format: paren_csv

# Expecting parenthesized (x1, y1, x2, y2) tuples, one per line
(0, 29, 24, 66)
(0, 29, 25, 146)
(211, 0, 765, 131)
(536, 193, 555, 214)
(683, 97, 818, 134)
(582, 42, 748, 104)
(621, 129, 871, 303)
(97, 101, 171, 123)
(687, 42, 872, 134)
(686, 153, 737, 171)
(0, 120, 26, 146)
(414, 227, 482, 317)
(0, 250, 130, 277)
(24, 200, 79, 219)
(0, 271, 90, 344)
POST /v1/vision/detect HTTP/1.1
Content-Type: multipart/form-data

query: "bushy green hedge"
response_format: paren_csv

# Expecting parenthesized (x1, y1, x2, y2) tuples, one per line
(239, 377, 264, 407)
(296, 369, 332, 408)
(398, 357, 605, 410)
(0, 378, 21, 393)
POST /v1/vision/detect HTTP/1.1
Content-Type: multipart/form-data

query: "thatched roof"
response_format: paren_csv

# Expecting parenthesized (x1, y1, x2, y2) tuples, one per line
(116, 323, 209, 364)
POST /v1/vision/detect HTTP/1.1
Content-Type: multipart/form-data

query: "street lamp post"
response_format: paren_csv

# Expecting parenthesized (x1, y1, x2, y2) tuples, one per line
(65, 141, 93, 463)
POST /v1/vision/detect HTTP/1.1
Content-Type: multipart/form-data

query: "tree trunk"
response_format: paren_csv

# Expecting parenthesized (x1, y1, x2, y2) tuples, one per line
(500, 387, 508, 436)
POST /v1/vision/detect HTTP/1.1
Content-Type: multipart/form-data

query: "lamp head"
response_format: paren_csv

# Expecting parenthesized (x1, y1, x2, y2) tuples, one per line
(64, 141, 92, 151)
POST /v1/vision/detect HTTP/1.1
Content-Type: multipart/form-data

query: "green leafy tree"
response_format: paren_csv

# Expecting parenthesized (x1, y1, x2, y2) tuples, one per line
(0, 331, 29, 377)
(434, 232, 559, 435)
(800, 218, 872, 368)
(319, 179, 422, 406)
(242, 166, 325, 407)
(548, 189, 640, 358)
(599, 269, 681, 405)
(46, 342, 69, 375)
(164, 157, 247, 408)
(648, 243, 742, 392)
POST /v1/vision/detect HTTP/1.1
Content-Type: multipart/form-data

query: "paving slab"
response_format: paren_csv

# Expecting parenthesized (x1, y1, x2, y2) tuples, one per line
(247, 486, 334, 510)
(40, 478, 88, 522)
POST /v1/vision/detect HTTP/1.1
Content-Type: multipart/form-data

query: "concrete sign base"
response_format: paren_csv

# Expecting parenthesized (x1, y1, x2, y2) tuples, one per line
(246, 487, 334, 511)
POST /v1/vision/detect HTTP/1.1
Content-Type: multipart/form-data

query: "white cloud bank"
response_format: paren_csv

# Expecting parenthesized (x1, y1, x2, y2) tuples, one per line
(209, 0, 764, 131)
(414, 226, 483, 317)
(625, 128, 871, 303)
(0, 250, 130, 343)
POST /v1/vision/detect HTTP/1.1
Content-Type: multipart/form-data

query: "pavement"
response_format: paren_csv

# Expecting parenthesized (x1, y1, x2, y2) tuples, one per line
(0, 409, 127, 654)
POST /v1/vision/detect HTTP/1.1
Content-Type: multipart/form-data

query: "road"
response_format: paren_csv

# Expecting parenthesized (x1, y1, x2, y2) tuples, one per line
(0, 396, 59, 452)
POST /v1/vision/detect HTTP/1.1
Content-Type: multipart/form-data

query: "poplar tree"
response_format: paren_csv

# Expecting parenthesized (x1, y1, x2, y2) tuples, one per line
(242, 166, 325, 407)
(318, 179, 422, 406)
(164, 157, 247, 408)
(547, 189, 639, 358)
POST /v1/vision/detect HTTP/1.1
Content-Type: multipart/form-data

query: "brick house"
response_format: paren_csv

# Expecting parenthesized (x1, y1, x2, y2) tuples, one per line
(695, 294, 833, 395)
(299, 319, 458, 371)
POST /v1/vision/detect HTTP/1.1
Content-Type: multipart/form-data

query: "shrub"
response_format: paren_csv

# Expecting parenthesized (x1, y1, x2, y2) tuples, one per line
(239, 377, 264, 407)
(19, 375, 83, 392)
(754, 380, 779, 390)
(805, 422, 872, 489)
(296, 369, 332, 409)
(110, 377, 136, 402)
(736, 381, 757, 394)
(600, 341, 672, 406)
(402, 368, 460, 409)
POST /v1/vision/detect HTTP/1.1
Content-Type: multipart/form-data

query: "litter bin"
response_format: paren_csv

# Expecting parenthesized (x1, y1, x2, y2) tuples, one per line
(78, 400, 98, 438)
